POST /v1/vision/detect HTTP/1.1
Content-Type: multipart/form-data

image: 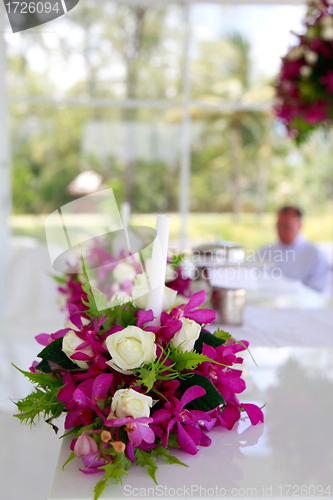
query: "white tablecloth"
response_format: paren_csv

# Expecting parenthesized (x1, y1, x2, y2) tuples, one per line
(207, 306, 333, 347)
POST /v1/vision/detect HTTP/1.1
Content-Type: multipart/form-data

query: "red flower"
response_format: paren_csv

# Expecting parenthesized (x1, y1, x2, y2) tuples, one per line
(304, 101, 329, 124)
(320, 70, 333, 94)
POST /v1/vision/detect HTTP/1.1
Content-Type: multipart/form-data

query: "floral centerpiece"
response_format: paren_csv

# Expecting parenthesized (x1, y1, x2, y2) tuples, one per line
(274, 0, 333, 143)
(13, 216, 263, 500)
(55, 237, 193, 315)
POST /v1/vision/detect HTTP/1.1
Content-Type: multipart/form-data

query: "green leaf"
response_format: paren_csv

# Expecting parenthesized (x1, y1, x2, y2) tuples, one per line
(36, 345, 78, 373)
(194, 330, 226, 354)
(12, 365, 65, 425)
(152, 446, 188, 468)
(62, 451, 75, 470)
(91, 286, 108, 311)
(134, 365, 157, 392)
(94, 453, 130, 500)
(169, 253, 185, 269)
(167, 432, 180, 448)
(12, 365, 62, 388)
(133, 348, 178, 391)
(51, 274, 67, 284)
(134, 448, 158, 484)
(213, 329, 234, 342)
(178, 373, 225, 412)
(236, 340, 259, 369)
(13, 388, 65, 425)
(37, 338, 63, 359)
(169, 347, 212, 371)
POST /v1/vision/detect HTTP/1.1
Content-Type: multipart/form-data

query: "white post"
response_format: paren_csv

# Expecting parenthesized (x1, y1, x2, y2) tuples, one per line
(121, 201, 131, 228)
(0, 7, 11, 323)
(179, 1, 191, 251)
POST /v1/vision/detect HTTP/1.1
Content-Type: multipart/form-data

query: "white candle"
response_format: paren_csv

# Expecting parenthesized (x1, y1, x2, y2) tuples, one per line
(145, 214, 170, 325)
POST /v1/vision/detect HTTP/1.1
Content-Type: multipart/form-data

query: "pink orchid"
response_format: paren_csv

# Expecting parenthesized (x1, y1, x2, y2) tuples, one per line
(167, 290, 216, 326)
(63, 304, 109, 370)
(218, 402, 264, 431)
(105, 416, 155, 447)
(58, 273, 89, 315)
(61, 374, 113, 429)
(79, 453, 107, 474)
(195, 342, 247, 405)
(166, 267, 192, 298)
(159, 385, 212, 455)
(74, 432, 98, 458)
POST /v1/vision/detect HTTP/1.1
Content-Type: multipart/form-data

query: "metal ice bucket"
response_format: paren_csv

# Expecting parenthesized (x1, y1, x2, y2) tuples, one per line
(211, 288, 245, 326)
(190, 241, 246, 325)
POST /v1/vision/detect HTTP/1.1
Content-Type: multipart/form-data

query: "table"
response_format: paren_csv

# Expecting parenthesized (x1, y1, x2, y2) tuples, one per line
(1, 239, 332, 499)
(206, 307, 333, 347)
(46, 346, 333, 500)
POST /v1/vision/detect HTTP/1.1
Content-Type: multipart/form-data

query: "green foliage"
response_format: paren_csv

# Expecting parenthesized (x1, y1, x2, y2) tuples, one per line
(7, 4, 333, 217)
(12, 366, 65, 426)
(51, 275, 67, 285)
(12, 364, 63, 388)
(168, 345, 213, 372)
(94, 453, 131, 500)
(152, 446, 188, 468)
(132, 348, 178, 392)
(179, 373, 225, 412)
(133, 343, 223, 392)
(194, 330, 227, 354)
(134, 448, 158, 484)
(62, 451, 75, 471)
(167, 432, 180, 448)
(36, 338, 78, 373)
(213, 329, 234, 342)
(169, 253, 186, 269)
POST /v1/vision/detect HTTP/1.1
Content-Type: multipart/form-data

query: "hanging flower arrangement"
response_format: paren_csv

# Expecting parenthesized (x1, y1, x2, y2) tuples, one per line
(274, 0, 333, 144)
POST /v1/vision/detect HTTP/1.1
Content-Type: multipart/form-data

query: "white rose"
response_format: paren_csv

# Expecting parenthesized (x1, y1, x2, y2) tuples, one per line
(62, 331, 94, 369)
(131, 273, 149, 309)
(162, 286, 178, 311)
(131, 273, 177, 312)
(64, 316, 90, 331)
(105, 326, 156, 373)
(322, 26, 333, 41)
(111, 388, 153, 419)
(112, 262, 136, 285)
(300, 65, 312, 78)
(171, 317, 202, 352)
(321, 15, 333, 28)
(305, 50, 318, 64)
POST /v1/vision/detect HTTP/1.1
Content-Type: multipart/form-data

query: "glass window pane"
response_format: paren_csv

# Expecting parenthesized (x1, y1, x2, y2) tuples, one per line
(190, 3, 307, 105)
(6, 1, 185, 101)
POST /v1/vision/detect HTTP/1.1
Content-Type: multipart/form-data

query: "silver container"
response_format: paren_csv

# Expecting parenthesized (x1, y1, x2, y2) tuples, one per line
(192, 241, 245, 267)
(190, 241, 246, 324)
(212, 288, 245, 326)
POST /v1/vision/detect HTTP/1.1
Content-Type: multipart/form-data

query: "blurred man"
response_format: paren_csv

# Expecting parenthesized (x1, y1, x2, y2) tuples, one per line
(257, 206, 331, 296)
